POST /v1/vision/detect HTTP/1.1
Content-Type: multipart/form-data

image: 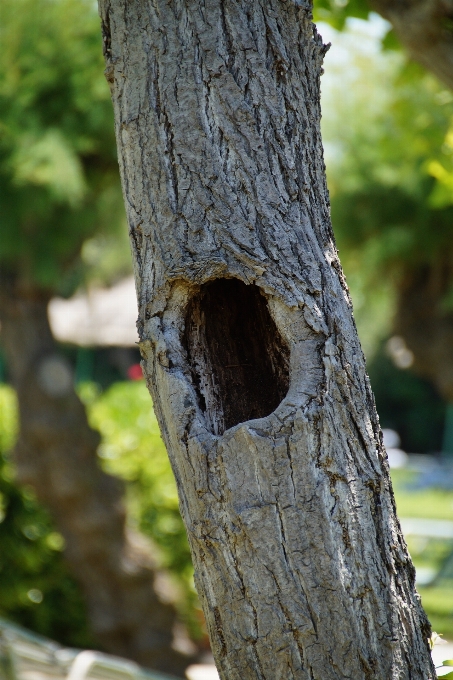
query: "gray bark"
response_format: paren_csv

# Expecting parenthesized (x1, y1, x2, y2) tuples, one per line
(98, 0, 436, 677)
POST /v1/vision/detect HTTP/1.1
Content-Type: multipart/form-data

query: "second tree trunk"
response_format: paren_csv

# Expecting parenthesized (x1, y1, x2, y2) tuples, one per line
(0, 288, 195, 677)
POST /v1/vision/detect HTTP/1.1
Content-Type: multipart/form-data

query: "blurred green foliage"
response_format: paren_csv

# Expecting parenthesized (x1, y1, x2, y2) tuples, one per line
(80, 381, 202, 639)
(0, 0, 130, 296)
(392, 467, 453, 640)
(0, 386, 93, 648)
(417, 587, 453, 642)
(0, 381, 202, 644)
(313, 0, 402, 50)
(314, 0, 370, 30)
(81, 382, 192, 581)
(319, 18, 453, 358)
(392, 468, 453, 521)
(369, 349, 446, 453)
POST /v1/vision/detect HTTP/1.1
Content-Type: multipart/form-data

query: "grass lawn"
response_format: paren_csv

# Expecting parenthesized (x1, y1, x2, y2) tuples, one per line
(392, 467, 453, 640)
(417, 585, 453, 641)
(392, 468, 453, 521)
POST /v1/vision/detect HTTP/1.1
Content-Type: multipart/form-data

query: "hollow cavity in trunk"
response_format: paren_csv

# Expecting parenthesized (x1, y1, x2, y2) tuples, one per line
(183, 278, 290, 435)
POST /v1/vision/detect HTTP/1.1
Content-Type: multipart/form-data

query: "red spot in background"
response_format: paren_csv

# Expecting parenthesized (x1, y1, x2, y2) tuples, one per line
(127, 363, 143, 380)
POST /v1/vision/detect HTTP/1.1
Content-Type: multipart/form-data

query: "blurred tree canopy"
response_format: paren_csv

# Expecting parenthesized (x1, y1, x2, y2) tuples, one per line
(0, 0, 129, 295)
(314, 0, 453, 92)
(0, 2, 195, 672)
(315, 0, 370, 29)
(319, 15, 453, 405)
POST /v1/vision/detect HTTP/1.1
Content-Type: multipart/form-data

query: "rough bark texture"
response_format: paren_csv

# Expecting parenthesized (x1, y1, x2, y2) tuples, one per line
(99, 0, 436, 677)
(0, 287, 195, 677)
(370, 0, 453, 90)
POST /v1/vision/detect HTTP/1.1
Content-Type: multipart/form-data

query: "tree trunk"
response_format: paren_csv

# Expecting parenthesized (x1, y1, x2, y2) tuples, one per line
(0, 286, 195, 677)
(98, 1, 436, 677)
(370, 0, 453, 91)
(394, 262, 453, 403)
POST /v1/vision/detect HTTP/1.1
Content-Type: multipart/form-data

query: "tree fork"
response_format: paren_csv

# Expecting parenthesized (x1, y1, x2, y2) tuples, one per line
(98, 0, 436, 677)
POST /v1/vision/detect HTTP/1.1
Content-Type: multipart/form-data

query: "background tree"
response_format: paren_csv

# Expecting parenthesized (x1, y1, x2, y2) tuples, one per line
(99, 0, 435, 677)
(319, 15, 453, 410)
(0, 386, 93, 648)
(0, 0, 195, 673)
(315, 0, 453, 91)
(312, 0, 453, 451)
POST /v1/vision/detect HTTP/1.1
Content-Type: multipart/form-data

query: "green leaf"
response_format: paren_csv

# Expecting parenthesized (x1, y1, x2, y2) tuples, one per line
(443, 660, 453, 666)
(381, 28, 401, 52)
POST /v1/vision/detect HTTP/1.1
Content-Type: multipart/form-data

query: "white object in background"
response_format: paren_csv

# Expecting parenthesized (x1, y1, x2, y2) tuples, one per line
(382, 429, 408, 468)
(66, 650, 140, 680)
(382, 429, 401, 449)
(400, 518, 453, 540)
(386, 448, 408, 469)
(185, 665, 219, 680)
(48, 277, 138, 347)
(431, 637, 453, 677)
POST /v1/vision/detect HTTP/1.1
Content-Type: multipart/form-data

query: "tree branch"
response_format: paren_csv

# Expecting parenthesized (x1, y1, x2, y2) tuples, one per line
(371, 0, 453, 89)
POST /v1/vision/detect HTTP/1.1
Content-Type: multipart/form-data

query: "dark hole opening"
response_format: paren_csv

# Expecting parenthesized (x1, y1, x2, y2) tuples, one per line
(183, 278, 290, 435)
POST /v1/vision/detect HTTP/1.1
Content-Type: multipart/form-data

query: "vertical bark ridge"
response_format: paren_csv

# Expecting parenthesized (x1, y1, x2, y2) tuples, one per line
(99, 0, 436, 677)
